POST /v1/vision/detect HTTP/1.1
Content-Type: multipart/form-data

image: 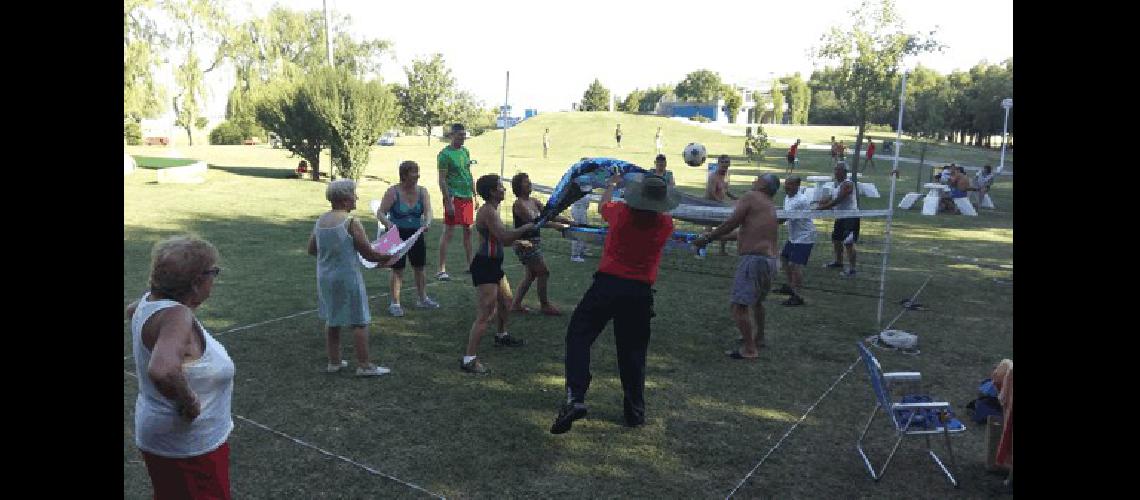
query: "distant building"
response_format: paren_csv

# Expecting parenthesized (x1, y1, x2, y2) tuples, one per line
(655, 80, 788, 124)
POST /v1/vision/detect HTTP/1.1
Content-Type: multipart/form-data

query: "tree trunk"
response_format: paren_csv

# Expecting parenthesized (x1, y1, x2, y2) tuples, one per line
(916, 141, 927, 193)
(310, 154, 320, 181)
(184, 126, 193, 147)
(427, 122, 432, 145)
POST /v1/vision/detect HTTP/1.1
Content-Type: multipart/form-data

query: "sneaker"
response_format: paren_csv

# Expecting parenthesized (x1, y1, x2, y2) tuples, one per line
(388, 303, 405, 317)
(824, 261, 843, 269)
(326, 360, 348, 373)
(460, 358, 488, 374)
(550, 402, 589, 434)
(773, 284, 795, 295)
(781, 295, 805, 306)
(494, 333, 527, 347)
(436, 271, 451, 281)
(415, 296, 441, 309)
(840, 269, 857, 277)
(356, 364, 391, 377)
(570, 255, 586, 263)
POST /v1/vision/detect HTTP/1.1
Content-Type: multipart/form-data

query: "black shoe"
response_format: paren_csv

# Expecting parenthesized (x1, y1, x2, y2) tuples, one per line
(824, 261, 843, 269)
(550, 402, 588, 434)
(773, 284, 794, 295)
(781, 295, 805, 306)
(494, 334, 527, 347)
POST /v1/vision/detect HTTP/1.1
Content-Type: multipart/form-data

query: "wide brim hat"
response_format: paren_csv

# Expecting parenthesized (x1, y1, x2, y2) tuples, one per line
(623, 173, 681, 212)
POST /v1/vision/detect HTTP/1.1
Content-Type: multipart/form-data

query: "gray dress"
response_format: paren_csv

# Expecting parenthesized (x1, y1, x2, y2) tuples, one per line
(315, 216, 371, 327)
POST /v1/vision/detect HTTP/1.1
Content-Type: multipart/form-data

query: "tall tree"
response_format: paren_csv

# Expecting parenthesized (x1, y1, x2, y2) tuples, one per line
(721, 85, 743, 123)
(124, 0, 167, 126)
(639, 84, 675, 113)
(770, 81, 786, 124)
(813, 0, 941, 179)
(166, 0, 230, 146)
(621, 90, 644, 113)
(254, 80, 327, 180)
(305, 67, 397, 180)
(580, 78, 611, 111)
(674, 69, 724, 102)
(396, 54, 456, 144)
(782, 73, 812, 124)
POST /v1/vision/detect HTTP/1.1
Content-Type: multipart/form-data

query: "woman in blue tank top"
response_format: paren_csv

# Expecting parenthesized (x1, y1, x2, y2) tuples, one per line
(376, 161, 439, 317)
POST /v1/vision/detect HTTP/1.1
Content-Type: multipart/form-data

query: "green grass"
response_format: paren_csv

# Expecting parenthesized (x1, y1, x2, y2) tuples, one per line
(131, 156, 202, 168)
(125, 112, 1013, 498)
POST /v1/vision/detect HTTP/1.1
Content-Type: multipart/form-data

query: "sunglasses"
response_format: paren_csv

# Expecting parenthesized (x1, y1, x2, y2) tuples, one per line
(202, 267, 223, 277)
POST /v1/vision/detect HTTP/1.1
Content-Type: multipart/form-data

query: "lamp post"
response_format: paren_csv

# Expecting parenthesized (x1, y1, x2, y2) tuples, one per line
(997, 98, 1012, 175)
(876, 63, 909, 330)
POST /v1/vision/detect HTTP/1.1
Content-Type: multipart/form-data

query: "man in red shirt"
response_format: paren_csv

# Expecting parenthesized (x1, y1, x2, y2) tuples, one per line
(550, 173, 679, 434)
(864, 140, 876, 172)
(786, 139, 801, 174)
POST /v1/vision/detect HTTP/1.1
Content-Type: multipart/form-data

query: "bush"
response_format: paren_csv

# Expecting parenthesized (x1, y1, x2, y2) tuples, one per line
(124, 122, 142, 145)
(866, 123, 894, 133)
(209, 121, 245, 145)
(689, 115, 711, 123)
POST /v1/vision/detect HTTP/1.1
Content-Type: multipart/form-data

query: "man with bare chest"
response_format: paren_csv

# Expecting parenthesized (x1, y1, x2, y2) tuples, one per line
(704, 154, 738, 255)
(693, 173, 781, 360)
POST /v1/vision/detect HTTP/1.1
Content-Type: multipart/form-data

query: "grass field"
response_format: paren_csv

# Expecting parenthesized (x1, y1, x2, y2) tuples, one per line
(125, 111, 1013, 498)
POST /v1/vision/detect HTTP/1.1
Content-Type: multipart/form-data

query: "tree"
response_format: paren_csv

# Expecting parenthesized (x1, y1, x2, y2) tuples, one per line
(638, 84, 674, 113)
(172, 52, 206, 146)
(721, 85, 742, 123)
(254, 79, 328, 179)
(674, 69, 723, 102)
(580, 78, 611, 111)
(396, 54, 456, 144)
(770, 82, 786, 124)
(305, 67, 398, 180)
(124, 0, 166, 126)
(782, 73, 812, 124)
(621, 90, 644, 113)
(443, 91, 491, 136)
(166, 0, 230, 146)
(813, 0, 942, 179)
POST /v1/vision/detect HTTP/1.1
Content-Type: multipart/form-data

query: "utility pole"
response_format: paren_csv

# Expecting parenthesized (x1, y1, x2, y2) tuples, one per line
(323, 0, 334, 66)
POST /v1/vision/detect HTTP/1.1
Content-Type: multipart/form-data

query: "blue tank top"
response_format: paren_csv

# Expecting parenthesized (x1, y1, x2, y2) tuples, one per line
(387, 187, 424, 229)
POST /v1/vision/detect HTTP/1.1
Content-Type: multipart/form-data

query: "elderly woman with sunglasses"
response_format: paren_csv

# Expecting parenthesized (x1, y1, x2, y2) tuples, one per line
(126, 235, 235, 499)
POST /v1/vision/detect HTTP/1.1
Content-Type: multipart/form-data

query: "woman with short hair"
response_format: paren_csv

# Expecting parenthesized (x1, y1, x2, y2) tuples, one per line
(127, 235, 235, 499)
(375, 161, 438, 317)
(308, 179, 395, 377)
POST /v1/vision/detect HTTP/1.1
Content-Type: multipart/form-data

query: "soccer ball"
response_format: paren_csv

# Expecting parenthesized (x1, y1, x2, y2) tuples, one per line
(683, 143, 707, 167)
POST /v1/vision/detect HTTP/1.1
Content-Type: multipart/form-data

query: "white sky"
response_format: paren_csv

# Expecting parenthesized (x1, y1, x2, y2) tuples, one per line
(181, 0, 1011, 118)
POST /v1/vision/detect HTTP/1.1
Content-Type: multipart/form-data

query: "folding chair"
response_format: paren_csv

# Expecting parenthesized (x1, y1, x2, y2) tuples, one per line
(855, 343, 966, 487)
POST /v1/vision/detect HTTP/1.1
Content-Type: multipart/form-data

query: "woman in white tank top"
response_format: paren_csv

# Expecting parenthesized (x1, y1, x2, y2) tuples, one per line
(127, 235, 235, 499)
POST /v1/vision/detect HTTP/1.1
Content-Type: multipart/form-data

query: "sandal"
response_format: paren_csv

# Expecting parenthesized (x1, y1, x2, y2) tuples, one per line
(725, 349, 759, 360)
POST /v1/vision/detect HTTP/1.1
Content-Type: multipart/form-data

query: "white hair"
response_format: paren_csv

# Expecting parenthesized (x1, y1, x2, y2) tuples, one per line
(326, 179, 357, 203)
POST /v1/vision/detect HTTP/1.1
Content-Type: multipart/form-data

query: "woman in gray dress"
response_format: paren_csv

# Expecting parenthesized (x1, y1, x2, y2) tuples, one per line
(307, 179, 395, 377)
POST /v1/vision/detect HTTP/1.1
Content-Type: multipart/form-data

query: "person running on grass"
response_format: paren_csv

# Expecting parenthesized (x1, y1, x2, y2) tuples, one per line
(509, 172, 573, 316)
(460, 174, 536, 374)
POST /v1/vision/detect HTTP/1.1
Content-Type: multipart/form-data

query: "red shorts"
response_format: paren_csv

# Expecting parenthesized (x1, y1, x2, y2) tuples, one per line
(141, 442, 232, 500)
(445, 197, 474, 226)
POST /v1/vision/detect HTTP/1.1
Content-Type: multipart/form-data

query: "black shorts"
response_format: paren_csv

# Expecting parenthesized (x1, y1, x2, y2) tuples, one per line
(389, 226, 426, 270)
(616, 135, 622, 143)
(786, 154, 796, 165)
(831, 218, 861, 243)
(469, 254, 505, 286)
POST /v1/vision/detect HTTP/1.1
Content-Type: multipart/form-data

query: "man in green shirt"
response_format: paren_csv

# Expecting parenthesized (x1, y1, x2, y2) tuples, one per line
(437, 123, 476, 281)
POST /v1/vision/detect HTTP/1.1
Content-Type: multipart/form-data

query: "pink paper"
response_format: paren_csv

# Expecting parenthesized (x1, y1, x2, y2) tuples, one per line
(360, 226, 427, 269)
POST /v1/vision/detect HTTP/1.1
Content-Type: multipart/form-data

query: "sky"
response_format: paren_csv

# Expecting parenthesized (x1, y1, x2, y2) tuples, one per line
(178, 0, 1012, 119)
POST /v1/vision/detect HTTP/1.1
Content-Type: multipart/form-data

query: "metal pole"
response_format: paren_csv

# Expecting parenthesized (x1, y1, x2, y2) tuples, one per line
(323, 0, 334, 66)
(877, 68, 907, 330)
(499, 71, 510, 177)
(997, 99, 1011, 175)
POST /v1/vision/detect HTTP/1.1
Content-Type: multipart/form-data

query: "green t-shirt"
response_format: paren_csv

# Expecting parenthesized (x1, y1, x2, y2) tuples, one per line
(438, 146, 473, 198)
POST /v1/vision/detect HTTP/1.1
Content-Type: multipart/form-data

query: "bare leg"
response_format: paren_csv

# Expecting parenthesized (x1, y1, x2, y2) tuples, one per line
(326, 326, 341, 365)
(462, 225, 474, 268)
(352, 325, 370, 366)
(781, 255, 793, 286)
(512, 266, 535, 310)
(790, 264, 804, 295)
(465, 284, 499, 356)
(833, 241, 843, 264)
(496, 277, 513, 333)
(438, 225, 454, 274)
(413, 266, 427, 301)
(390, 268, 403, 305)
(846, 244, 857, 270)
(732, 303, 759, 357)
(752, 301, 766, 347)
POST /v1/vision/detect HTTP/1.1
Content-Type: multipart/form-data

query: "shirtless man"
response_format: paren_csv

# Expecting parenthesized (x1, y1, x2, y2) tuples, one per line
(705, 154, 738, 255)
(693, 173, 780, 360)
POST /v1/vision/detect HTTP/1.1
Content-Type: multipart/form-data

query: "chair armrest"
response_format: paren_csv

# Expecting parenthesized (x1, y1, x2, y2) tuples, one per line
(891, 401, 951, 410)
(883, 372, 922, 382)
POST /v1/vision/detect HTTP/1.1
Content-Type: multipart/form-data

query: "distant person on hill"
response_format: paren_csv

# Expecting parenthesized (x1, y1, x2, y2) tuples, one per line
(543, 128, 550, 159)
(615, 123, 623, 149)
(655, 127, 664, 154)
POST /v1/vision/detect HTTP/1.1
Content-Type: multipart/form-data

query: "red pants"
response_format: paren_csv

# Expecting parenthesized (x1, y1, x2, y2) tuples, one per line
(141, 442, 231, 500)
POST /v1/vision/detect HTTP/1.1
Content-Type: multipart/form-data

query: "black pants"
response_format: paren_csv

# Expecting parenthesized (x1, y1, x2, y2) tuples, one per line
(564, 272, 654, 424)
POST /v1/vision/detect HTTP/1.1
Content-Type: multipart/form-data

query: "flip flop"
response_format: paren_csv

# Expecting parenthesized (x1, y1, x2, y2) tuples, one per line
(725, 349, 758, 360)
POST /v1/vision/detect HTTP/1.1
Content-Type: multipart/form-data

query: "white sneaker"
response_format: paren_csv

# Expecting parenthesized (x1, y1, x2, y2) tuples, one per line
(326, 360, 348, 373)
(416, 296, 441, 309)
(356, 365, 391, 377)
(388, 303, 405, 317)
(570, 256, 586, 263)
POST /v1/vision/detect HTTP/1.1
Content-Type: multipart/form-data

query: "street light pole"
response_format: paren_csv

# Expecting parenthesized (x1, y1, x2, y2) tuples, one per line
(997, 98, 1013, 175)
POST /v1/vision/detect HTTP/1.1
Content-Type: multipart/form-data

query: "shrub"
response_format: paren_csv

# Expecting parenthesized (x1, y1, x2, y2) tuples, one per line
(866, 123, 894, 133)
(124, 122, 142, 145)
(209, 121, 245, 145)
(689, 115, 711, 123)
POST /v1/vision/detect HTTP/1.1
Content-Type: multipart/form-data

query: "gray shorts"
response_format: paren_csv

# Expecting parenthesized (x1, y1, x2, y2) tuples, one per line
(731, 254, 778, 305)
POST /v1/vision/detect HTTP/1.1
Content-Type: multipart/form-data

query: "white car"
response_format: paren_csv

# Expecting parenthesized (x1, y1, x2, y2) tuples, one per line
(378, 133, 396, 146)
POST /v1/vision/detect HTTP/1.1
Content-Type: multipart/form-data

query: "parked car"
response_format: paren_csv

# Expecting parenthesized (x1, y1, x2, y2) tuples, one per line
(242, 137, 261, 146)
(377, 133, 396, 146)
(143, 136, 170, 146)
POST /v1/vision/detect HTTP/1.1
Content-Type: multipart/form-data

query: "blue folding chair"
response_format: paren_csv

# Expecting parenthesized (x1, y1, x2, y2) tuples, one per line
(855, 343, 966, 487)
